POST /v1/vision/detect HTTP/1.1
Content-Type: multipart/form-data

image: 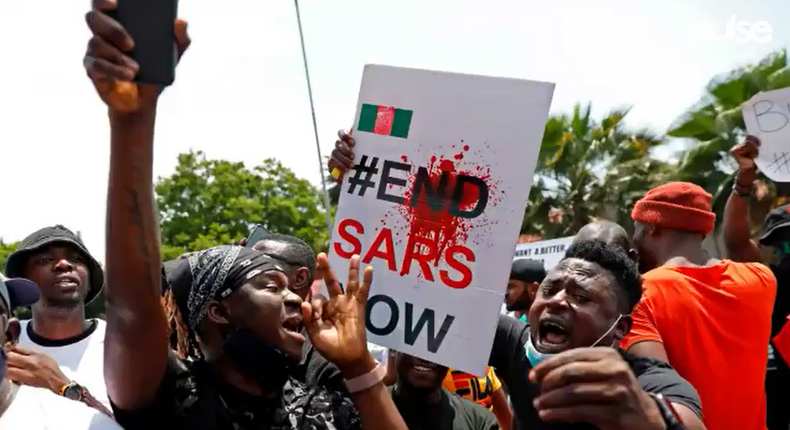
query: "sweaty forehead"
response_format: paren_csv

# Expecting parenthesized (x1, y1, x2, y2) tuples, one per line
(547, 258, 613, 290)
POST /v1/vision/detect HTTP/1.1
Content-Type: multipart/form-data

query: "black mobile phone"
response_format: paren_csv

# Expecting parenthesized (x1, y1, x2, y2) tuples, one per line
(245, 225, 271, 248)
(108, 0, 179, 86)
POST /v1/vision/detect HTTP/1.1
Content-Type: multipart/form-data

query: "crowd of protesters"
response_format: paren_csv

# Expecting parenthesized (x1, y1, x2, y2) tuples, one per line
(0, 2, 788, 429)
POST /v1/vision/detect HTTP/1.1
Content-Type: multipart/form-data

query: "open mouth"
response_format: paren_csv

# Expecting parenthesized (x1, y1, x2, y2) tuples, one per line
(281, 316, 303, 334)
(538, 319, 570, 349)
(54, 275, 80, 289)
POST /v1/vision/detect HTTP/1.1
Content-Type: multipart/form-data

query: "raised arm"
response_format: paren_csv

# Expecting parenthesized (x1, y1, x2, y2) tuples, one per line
(83, 0, 190, 409)
(103, 100, 167, 409)
(723, 136, 762, 263)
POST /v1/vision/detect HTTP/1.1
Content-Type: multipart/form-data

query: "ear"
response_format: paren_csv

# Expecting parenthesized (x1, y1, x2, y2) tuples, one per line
(295, 267, 310, 290)
(614, 314, 632, 341)
(4, 318, 20, 347)
(206, 300, 231, 325)
(527, 282, 540, 302)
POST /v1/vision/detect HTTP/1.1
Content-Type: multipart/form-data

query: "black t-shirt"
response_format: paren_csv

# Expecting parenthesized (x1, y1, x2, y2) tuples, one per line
(767, 263, 790, 430)
(111, 353, 361, 430)
(296, 334, 347, 394)
(389, 386, 499, 430)
(489, 315, 703, 430)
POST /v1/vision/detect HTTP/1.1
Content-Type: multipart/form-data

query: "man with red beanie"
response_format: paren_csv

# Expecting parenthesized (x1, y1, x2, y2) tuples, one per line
(622, 181, 776, 430)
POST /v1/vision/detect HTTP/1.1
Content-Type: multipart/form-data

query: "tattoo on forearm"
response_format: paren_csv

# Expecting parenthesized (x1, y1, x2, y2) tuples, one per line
(124, 158, 159, 299)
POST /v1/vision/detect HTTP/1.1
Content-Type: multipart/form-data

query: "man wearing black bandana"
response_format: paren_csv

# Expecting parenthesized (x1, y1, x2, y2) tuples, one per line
(86, 2, 409, 429)
(114, 246, 406, 429)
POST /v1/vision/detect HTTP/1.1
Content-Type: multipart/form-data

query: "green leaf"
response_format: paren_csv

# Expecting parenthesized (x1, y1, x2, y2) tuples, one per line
(767, 67, 790, 90)
(156, 151, 329, 253)
(667, 104, 718, 139)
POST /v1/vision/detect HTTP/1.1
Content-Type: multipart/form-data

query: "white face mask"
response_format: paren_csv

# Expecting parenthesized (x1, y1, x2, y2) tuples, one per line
(524, 314, 623, 367)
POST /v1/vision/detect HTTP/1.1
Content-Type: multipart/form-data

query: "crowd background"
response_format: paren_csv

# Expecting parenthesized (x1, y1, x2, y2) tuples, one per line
(1, 49, 789, 320)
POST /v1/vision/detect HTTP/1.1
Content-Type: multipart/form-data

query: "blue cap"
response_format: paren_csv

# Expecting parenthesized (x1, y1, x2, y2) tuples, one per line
(0, 273, 41, 316)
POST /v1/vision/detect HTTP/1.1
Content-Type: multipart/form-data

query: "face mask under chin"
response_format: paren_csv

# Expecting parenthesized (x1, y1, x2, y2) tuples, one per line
(221, 326, 299, 392)
(525, 314, 623, 367)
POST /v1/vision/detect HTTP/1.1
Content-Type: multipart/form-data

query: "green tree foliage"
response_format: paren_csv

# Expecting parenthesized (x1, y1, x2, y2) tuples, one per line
(0, 240, 19, 271)
(155, 151, 329, 253)
(669, 49, 790, 226)
(522, 104, 668, 238)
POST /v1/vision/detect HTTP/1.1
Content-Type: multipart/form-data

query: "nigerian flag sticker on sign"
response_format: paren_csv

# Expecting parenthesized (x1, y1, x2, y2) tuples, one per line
(358, 104, 413, 138)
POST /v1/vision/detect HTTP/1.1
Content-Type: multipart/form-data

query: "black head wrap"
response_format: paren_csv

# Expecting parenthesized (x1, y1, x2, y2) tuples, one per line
(168, 245, 285, 331)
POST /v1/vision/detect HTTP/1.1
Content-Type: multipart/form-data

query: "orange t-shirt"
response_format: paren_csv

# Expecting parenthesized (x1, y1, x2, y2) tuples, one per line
(621, 261, 775, 430)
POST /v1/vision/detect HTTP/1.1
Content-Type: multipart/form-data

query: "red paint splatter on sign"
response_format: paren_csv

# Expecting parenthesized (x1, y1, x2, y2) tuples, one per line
(383, 144, 501, 269)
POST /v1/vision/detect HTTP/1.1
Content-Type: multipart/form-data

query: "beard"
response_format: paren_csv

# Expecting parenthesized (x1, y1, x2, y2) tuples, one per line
(505, 302, 527, 312)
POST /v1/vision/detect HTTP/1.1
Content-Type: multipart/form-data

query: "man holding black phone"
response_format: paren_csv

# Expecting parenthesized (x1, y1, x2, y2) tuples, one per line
(85, 1, 409, 429)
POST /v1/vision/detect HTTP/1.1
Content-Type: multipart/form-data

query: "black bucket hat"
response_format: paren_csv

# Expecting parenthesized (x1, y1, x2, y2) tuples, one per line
(4, 225, 104, 305)
(759, 204, 790, 246)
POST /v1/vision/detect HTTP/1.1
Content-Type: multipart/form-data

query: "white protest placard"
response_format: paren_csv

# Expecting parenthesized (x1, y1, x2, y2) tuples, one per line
(513, 236, 576, 271)
(743, 88, 790, 182)
(328, 65, 554, 375)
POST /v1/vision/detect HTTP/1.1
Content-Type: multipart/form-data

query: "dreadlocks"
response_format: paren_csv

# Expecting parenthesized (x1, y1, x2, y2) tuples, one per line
(162, 289, 201, 360)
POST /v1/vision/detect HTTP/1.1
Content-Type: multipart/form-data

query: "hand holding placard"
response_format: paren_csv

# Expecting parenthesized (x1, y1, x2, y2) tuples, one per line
(742, 88, 790, 182)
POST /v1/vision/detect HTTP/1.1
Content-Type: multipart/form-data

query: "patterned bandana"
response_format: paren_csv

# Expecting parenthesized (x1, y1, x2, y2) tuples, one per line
(182, 245, 284, 331)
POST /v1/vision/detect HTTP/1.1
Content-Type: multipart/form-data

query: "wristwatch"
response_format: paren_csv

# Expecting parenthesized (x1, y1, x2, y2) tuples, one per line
(59, 382, 86, 401)
(648, 392, 687, 430)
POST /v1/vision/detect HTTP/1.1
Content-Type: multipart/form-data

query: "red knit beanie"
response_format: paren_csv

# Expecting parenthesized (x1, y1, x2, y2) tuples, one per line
(631, 182, 715, 235)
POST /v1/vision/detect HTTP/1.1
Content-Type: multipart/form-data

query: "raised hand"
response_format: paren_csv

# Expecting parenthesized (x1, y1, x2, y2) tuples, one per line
(731, 135, 760, 172)
(302, 254, 373, 374)
(529, 348, 666, 430)
(328, 129, 356, 181)
(83, 0, 191, 113)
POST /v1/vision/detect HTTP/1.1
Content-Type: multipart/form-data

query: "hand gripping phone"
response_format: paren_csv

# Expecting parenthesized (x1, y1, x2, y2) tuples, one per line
(107, 0, 179, 86)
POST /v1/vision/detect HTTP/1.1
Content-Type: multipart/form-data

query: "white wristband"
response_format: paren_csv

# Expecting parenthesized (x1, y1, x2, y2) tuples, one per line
(344, 364, 386, 393)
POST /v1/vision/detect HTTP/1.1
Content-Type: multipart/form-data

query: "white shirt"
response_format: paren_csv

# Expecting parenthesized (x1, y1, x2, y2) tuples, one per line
(18, 319, 110, 411)
(0, 385, 121, 430)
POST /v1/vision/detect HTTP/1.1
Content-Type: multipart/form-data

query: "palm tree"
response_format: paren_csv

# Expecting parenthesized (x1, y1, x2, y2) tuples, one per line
(668, 49, 790, 229)
(521, 103, 668, 238)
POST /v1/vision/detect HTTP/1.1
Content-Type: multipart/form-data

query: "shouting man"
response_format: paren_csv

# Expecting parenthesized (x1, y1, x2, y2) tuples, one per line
(85, 2, 409, 429)
(490, 239, 705, 429)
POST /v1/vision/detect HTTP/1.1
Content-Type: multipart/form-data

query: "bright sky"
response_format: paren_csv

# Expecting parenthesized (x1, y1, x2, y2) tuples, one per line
(0, 0, 786, 263)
